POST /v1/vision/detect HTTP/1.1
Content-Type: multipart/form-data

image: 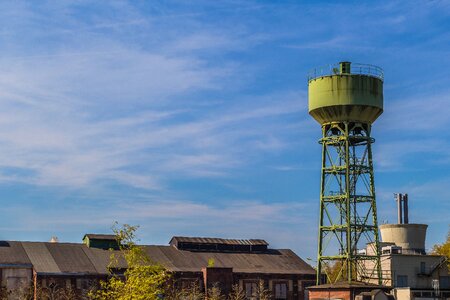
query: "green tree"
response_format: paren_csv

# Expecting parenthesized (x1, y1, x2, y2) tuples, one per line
(431, 228, 450, 268)
(89, 223, 170, 300)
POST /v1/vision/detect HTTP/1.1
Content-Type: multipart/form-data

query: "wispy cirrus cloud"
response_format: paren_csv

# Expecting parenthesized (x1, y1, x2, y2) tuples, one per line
(1, 197, 317, 254)
(0, 0, 448, 261)
(0, 2, 306, 190)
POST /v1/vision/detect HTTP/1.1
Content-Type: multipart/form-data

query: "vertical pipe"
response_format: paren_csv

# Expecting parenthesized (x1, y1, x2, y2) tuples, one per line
(397, 193, 403, 224)
(403, 194, 409, 224)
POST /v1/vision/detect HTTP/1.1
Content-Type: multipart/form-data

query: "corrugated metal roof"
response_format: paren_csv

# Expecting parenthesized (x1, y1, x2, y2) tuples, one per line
(0, 241, 32, 265)
(22, 242, 60, 273)
(170, 236, 269, 246)
(84, 234, 116, 240)
(46, 243, 98, 274)
(82, 246, 126, 274)
(144, 246, 315, 275)
(0, 239, 314, 276)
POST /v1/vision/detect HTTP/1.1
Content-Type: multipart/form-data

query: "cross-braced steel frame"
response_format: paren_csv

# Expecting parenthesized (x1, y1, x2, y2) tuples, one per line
(316, 121, 382, 285)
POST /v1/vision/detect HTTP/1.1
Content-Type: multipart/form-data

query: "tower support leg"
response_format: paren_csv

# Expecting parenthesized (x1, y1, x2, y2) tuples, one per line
(316, 122, 382, 285)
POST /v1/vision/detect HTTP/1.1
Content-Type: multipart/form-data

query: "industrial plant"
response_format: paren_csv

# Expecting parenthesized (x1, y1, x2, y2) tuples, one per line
(0, 62, 448, 300)
(306, 62, 449, 300)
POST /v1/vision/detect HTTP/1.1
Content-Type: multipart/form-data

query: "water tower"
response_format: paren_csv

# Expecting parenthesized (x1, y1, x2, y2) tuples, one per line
(308, 62, 383, 284)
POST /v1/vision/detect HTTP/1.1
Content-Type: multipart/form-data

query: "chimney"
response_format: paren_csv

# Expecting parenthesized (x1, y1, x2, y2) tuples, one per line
(49, 236, 59, 243)
(403, 194, 409, 224)
(396, 193, 403, 224)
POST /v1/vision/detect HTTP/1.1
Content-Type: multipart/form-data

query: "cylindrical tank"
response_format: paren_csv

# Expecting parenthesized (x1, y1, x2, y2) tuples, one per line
(379, 224, 428, 254)
(308, 62, 384, 124)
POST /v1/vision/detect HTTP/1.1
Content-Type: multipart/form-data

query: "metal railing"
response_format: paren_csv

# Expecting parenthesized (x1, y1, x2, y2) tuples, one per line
(307, 62, 384, 81)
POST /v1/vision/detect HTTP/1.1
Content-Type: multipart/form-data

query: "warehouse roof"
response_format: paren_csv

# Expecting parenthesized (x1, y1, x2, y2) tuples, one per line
(170, 236, 268, 246)
(0, 236, 314, 276)
(0, 241, 32, 266)
(145, 245, 314, 275)
(83, 234, 117, 240)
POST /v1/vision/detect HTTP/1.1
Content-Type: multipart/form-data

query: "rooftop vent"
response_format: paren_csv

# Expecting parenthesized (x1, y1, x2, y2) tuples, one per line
(49, 236, 59, 243)
(83, 234, 120, 250)
(170, 236, 269, 253)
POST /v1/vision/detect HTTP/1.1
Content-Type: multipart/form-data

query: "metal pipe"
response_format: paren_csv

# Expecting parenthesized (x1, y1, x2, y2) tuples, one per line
(396, 193, 403, 224)
(403, 194, 409, 224)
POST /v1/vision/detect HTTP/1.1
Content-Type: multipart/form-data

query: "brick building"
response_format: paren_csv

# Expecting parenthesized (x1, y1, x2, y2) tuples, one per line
(0, 235, 316, 299)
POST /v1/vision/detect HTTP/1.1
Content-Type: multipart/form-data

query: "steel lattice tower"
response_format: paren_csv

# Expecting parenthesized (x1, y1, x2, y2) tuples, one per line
(308, 62, 383, 285)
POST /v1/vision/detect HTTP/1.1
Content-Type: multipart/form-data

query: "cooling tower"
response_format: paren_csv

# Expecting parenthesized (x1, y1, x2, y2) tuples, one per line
(379, 224, 428, 254)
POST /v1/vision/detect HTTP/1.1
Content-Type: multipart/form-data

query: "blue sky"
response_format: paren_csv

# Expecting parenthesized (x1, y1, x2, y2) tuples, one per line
(0, 1, 448, 261)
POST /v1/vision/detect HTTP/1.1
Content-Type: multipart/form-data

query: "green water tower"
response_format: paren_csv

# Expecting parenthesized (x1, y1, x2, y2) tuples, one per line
(308, 62, 383, 285)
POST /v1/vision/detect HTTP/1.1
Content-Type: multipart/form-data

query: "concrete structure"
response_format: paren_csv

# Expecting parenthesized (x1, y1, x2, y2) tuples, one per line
(362, 196, 449, 300)
(379, 224, 428, 254)
(0, 235, 317, 300)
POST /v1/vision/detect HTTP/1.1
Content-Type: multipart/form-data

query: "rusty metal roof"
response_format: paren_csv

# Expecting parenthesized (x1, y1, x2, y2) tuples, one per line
(170, 236, 268, 246)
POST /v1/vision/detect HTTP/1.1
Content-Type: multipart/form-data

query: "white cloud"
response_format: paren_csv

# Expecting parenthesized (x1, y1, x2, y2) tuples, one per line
(0, 2, 307, 190)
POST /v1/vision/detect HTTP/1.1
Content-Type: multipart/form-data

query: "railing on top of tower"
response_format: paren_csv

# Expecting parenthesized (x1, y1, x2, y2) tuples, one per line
(307, 62, 384, 82)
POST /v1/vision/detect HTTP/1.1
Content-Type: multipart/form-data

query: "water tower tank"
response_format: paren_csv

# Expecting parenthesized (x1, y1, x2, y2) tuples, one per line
(308, 61, 384, 124)
(308, 61, 384, 285)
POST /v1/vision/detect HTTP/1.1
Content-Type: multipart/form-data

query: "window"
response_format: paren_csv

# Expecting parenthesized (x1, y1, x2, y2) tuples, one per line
(66, 279, 72, 289)
(440, 276, 450, 289)
(244, 282, 257, 300)
(6, 277, 28, 291)
(420, 261, 426, 274)
(274, 282, 287, 299)
(76, 278, 92, 290)
(397, 275, 408, 287)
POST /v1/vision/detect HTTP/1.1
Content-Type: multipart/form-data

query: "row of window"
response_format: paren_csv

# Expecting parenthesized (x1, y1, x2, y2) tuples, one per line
(396, 275, 450, 289)
(180, 279, 289, 299)
(244, 281, 288, 300)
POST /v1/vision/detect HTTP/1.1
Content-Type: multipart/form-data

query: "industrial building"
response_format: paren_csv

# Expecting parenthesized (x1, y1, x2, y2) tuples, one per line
(0, 234, 316, 299)
(306, 62, 449, 300)
(362, 194, 449, 300)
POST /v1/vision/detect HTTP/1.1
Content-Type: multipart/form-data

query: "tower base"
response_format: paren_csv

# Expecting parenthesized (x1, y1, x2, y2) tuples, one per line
(307, 281, 392, 300)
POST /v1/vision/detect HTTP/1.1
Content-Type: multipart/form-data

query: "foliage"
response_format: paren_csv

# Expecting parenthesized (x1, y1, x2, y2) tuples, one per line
(255, 280, 271, 300)
(89, 223, 170, 300)
(227, 284, 245, 300)
(41, 284, 78, 300)
(165, 281, 204, 300)
(322, 260, 344, 283)
(208, 258, 215, 267)
(0, 282, 79, 300)
(321, 259, 360, 283)
(431, 228, 450, 268)
(207, 283, 225, 300)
